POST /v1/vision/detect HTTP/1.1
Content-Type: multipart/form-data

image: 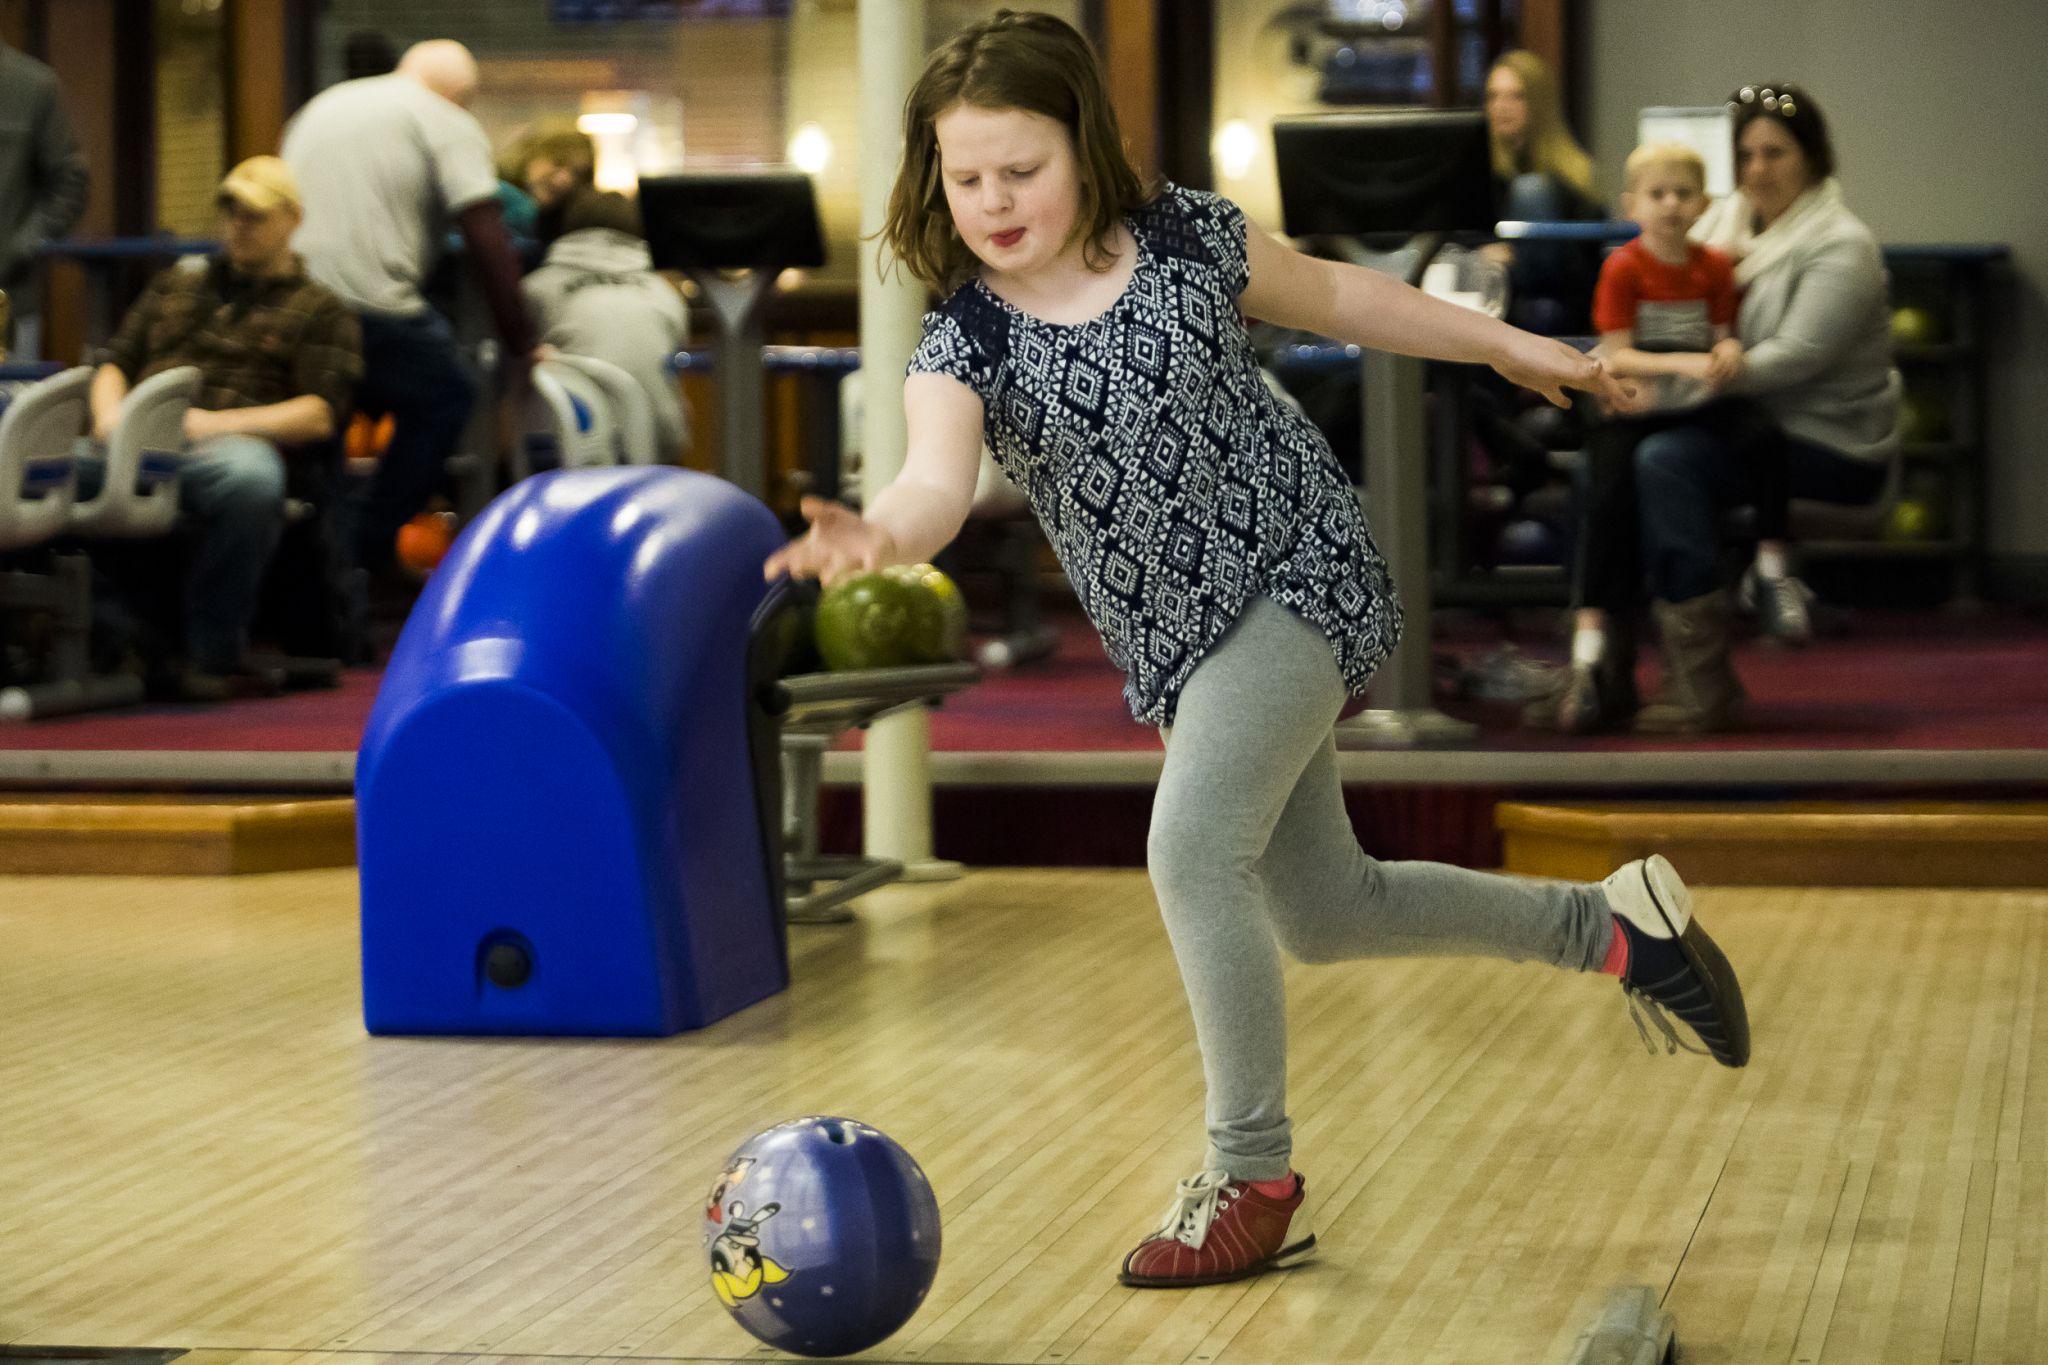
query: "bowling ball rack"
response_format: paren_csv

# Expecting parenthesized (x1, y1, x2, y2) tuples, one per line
(766, 662, 980, 923)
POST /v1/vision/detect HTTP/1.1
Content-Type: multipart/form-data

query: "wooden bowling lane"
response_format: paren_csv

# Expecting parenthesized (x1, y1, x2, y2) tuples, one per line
(5, 870, 2048, 1362)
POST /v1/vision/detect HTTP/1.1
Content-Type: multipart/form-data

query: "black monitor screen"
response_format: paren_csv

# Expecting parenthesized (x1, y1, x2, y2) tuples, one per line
(637, 171, 827, 271)
(554, 1, 791, 19)
(1272, 109, 1494, 237)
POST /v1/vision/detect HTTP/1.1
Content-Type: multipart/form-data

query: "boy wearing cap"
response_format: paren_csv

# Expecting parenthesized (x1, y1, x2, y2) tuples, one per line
(85, 155, 362, 700)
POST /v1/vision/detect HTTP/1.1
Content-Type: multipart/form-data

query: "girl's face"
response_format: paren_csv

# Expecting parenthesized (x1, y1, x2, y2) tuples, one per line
(1485, 67, 1529, 146)
(1736, 118, 1813, 226)
(933, 102, 1083, 278)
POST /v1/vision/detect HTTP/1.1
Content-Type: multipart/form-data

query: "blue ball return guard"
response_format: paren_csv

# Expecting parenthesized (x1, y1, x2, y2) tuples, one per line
(358, 467, 793, 1036)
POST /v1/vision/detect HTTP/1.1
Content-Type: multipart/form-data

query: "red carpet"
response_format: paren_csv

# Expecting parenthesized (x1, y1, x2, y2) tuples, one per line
(2, 606, 2045, 754)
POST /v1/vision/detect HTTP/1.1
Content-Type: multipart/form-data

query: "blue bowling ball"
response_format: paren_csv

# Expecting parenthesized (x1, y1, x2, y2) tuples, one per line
(705, 1116, 941, 1357)
(1496, 517, 1563, 566)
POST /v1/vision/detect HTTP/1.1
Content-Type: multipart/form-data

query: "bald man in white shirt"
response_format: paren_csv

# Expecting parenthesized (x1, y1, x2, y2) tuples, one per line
(284, 40, 538, 578)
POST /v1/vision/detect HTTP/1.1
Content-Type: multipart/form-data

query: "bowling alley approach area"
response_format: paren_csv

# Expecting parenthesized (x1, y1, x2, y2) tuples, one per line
(9, 868, 2048, 1363)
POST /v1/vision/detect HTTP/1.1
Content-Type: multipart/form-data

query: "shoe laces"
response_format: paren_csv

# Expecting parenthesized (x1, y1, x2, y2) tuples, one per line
(1753, 572, 1814, 637)
(1622, 983, 1711, 1059)
(1153, 1169, 1241, 1249)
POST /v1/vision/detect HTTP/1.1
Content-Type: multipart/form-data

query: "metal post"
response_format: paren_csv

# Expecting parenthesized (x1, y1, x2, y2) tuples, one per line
(1336, 347, 1477, 746)
(858, 0, 957, 880)
(696, 271, 782, 501)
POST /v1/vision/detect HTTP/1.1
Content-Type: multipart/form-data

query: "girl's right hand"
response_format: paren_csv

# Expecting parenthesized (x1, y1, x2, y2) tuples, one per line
(1492, 331, 1636, 411)
(762, 496, 900, 583)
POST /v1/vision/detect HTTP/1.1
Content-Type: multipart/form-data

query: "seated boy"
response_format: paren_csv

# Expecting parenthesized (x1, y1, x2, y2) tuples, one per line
(86, 156, 362, 700)
(1535, 143, 1804, 734)
(521, 187, 691, 461)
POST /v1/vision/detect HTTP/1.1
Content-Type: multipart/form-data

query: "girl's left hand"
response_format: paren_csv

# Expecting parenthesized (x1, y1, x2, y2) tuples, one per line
(1492, 332, 1636, 410)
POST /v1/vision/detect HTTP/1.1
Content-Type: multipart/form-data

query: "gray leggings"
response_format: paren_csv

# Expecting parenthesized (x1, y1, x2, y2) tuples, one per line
(1150, 598, 1615, 1180)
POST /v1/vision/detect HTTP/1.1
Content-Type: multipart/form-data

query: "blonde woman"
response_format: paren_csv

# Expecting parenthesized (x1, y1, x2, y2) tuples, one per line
(1483, 50, 1602, 333)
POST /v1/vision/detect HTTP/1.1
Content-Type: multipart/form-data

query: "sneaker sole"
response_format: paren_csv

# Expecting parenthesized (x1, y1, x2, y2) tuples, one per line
(1640, 856, 1752, 1069)
(1117, 1234, 1319, 1290)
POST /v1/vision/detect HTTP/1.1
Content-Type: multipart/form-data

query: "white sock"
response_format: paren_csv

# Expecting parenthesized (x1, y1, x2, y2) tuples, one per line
(1755, 545, 1789, 579)
(1571, 628, 1606, 668)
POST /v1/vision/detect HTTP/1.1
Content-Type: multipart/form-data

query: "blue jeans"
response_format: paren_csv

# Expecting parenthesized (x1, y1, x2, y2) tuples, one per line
(1574, 397, 1785, 615)
(76, 432, 287, 672)
(354, 308, 478, 572)
(1634, 424, 1888, 602)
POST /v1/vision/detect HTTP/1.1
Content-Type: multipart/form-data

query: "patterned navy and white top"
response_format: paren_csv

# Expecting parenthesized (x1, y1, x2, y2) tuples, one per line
(907, 183, 1402, 726)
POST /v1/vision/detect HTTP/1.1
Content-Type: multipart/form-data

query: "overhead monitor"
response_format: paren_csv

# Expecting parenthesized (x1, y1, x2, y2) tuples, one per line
(554, 1, 791, 20)
(637, 171, 827, 272)
(1272, 109, 1494, 237)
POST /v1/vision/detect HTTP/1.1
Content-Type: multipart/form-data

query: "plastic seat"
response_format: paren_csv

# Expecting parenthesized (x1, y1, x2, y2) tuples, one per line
(69, 365, 200, 538)
(0, 366, 91, 553)
(549, 353, 657, 465)
(514, 359, 618, 481)
(0, 366, 146, 720)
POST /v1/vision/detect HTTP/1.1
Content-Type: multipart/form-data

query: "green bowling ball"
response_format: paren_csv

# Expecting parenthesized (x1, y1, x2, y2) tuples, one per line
(1890, 305, 1945, 348)
(1899, 391, 1951, 445)
(815, 572, 925, 671)
(1884, 497, 1937, 542)
(884, 563, 969, 662)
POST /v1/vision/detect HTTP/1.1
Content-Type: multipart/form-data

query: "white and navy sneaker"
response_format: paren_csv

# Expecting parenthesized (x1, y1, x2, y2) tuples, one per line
(1602, 856, 1751, 1067)
(1740, 566, 1815, 646)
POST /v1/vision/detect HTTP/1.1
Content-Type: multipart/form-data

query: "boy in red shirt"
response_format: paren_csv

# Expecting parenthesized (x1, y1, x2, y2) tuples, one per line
(1534, 143, 1799, 735)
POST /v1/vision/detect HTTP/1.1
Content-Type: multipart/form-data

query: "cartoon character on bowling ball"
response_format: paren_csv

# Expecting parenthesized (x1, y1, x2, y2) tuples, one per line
(704, 1156, 754, 1226)
(709, 1200, 790, 1307)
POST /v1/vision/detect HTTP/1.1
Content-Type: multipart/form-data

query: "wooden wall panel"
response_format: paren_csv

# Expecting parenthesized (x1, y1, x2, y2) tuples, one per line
(230, 0, 290, 160)
(1097, 0, 1159, 181)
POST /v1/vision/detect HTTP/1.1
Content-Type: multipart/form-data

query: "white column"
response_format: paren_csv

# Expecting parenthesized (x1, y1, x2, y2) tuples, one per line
(857, 1, 955, 878)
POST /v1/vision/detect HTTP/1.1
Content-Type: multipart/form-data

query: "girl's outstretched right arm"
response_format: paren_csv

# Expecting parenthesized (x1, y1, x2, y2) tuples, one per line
(762, 372, 985, 583)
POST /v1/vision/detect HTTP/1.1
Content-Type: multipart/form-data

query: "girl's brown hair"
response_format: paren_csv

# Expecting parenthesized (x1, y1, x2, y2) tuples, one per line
(881, 10, 1155, 292)
(1488, 50, 1595, 198)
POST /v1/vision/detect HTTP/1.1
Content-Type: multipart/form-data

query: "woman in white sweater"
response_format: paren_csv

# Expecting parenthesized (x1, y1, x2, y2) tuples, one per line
(1629, 83, 1899, 731)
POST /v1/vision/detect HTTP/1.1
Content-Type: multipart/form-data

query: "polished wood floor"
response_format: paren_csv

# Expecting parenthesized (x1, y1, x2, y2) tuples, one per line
(4, 868, 2047, 1364)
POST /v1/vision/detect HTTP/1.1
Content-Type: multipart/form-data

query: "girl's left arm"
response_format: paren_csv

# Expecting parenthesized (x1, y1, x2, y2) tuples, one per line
(1241, 224, 1633, 410)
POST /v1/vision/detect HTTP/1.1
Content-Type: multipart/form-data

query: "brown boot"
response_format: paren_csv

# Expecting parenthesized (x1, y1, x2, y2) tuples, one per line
(1637, 592, 1745, 734)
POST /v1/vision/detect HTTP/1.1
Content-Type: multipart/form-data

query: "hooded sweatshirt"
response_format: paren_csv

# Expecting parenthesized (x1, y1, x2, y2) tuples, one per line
(522, 227, 691, 456)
